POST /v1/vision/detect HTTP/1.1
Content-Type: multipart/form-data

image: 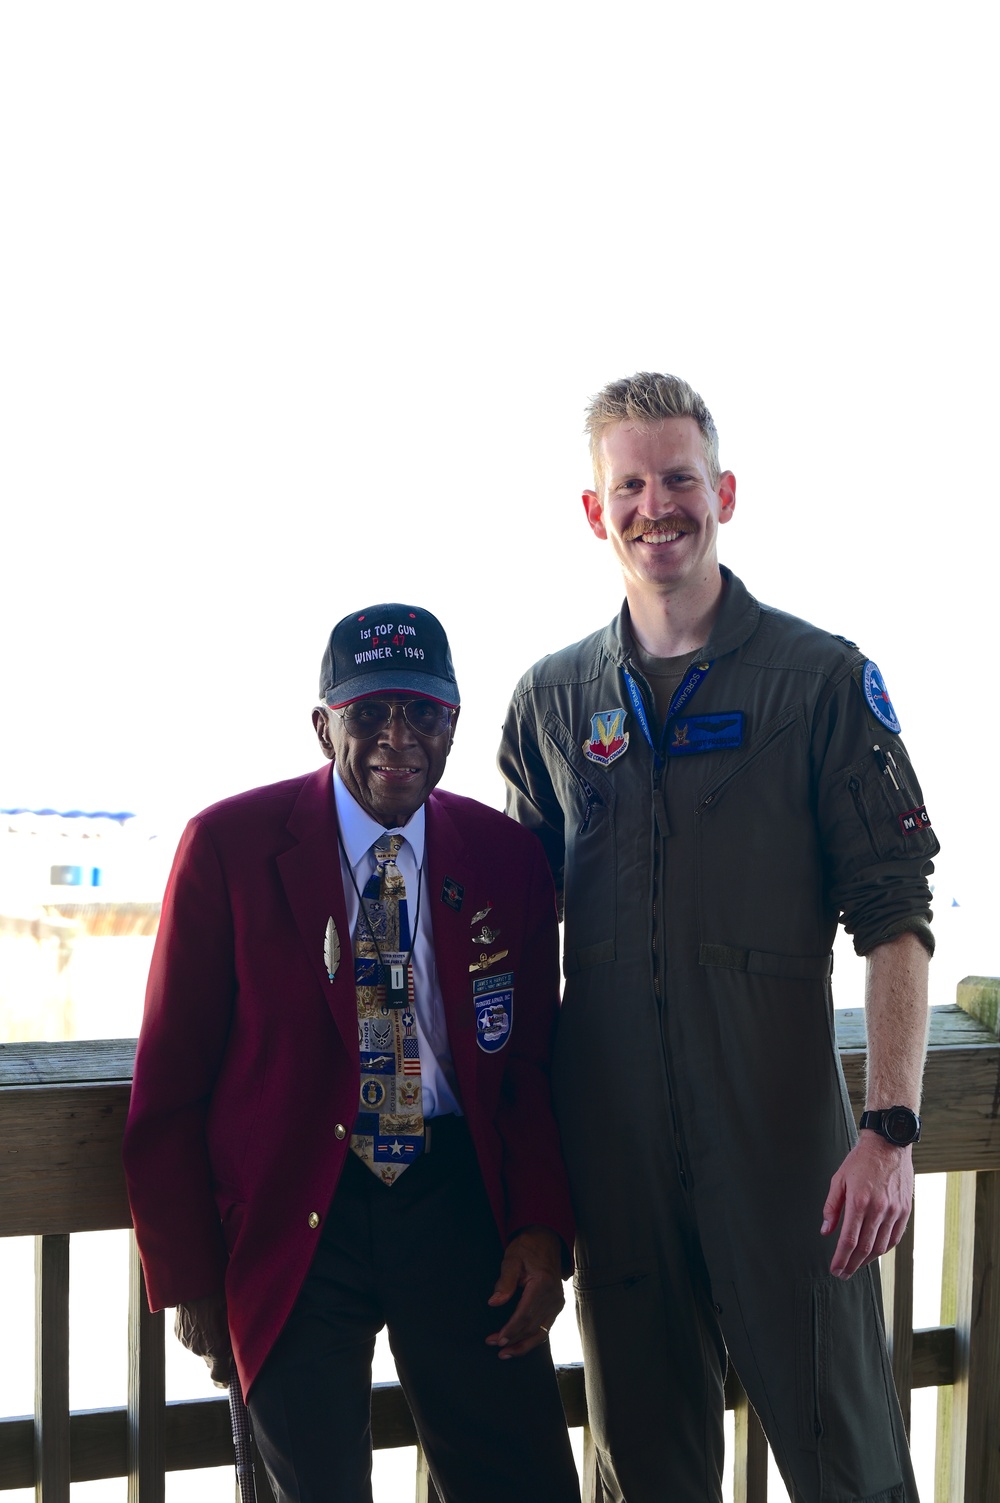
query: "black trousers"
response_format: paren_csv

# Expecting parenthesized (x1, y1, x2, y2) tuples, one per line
(247, 1117, 579, 1503)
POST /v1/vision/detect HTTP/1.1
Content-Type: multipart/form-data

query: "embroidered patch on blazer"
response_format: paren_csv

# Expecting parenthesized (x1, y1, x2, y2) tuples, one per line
(441, 876, 464, 910)
(474, 971, 513, 1052)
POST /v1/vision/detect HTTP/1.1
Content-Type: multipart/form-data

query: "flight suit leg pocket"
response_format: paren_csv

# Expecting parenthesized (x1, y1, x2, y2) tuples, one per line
(794, 1273, 906, 1501)
(794, 1275, 827, 1448)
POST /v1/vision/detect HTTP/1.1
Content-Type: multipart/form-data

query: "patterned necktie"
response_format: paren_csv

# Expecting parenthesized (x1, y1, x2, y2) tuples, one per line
(350, 835, 424, 1183)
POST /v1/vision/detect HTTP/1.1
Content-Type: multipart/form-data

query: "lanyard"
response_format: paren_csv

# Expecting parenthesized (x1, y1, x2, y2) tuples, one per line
(621, 659, 712, 768)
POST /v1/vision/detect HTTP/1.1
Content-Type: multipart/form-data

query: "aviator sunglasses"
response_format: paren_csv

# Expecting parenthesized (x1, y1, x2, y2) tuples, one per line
(333, 698, 455, 739)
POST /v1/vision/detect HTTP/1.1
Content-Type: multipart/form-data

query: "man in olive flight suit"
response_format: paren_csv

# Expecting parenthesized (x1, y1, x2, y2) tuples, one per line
(499, 372, 937, 1503)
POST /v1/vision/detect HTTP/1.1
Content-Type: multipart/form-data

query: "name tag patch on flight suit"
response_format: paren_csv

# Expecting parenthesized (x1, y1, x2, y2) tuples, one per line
(474, 971, 513, 1052)
(582, 709, 629, 766)
(862, 661, 902, 734)
(667, 712, 744, 756)
(900, 805, 932, 835)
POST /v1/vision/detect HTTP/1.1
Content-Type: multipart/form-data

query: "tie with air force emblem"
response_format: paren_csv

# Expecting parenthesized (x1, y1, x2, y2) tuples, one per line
(350, 835, 425, 1183)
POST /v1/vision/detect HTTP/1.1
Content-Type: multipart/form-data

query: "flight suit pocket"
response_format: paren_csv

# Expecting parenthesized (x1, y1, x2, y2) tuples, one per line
(695, 706, 800, 814)
(699, 944, 832, 982)
(541, 710, 615, 833)
(795, 1276, 827, 1445)
(842, 741, 938, 864)
(564, 938, 616, 976)
(695, 707, 827, 957)
(541, 710, 618, 972)
(574, 1264, 650, 1297)
(794, 1273, 906, 1497)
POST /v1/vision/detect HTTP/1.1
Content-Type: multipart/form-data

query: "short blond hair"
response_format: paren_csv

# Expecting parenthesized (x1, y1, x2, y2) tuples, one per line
(586, 372, 722, 490)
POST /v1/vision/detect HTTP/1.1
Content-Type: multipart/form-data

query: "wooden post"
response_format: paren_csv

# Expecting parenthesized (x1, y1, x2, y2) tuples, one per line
(936, 1170, 962, 1503)
(581, 1424, 601, 1501)
(415, 1444, 443, 1503)
(728, 1368, 768, 1503)
(880, 1203, 916, 1435)
(127, 1232, 164, 1503)
(955, 976, 1000, 1036)
(936, 979, 1000, 1503)
(733, 1393, 769, 1503)
(34, 1233, 70, 1503)
(935, 1169, 1000, 1502)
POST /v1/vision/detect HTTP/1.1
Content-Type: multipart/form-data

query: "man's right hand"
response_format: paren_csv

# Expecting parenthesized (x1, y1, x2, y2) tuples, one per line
(174, 1292, 233, 1388)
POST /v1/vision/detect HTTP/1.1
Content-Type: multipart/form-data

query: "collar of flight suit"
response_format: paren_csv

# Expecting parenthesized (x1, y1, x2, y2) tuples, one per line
(601, 565, 762, 672)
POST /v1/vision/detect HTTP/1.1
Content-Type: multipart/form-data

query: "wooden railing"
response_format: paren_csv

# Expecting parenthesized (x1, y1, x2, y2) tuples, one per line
(1, 978, 998, 1502)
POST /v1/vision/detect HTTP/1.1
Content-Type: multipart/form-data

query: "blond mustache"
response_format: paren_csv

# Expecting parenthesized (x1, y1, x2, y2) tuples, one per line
(622, 517, 696, 542)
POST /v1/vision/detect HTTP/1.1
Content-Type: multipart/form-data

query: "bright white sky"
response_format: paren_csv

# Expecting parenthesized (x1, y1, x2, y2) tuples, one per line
(3, 1, 998, 1006)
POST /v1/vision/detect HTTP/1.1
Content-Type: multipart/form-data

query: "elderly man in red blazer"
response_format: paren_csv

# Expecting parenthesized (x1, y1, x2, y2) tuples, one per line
(123, 604, 579, 1503)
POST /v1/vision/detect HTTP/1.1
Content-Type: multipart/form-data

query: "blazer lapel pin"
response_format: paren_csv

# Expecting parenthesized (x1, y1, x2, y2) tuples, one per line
(324, 917, 341, 982)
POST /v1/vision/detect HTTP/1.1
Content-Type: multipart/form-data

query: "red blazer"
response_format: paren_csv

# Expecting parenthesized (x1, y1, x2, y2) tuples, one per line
(122, 766, 574, 1395)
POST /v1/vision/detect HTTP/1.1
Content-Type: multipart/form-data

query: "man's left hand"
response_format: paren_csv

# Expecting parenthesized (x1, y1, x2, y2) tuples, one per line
(485, 1226, 565, 1359)
(821, 1133, 914, 1279)
(174, 1292, 233, 1387)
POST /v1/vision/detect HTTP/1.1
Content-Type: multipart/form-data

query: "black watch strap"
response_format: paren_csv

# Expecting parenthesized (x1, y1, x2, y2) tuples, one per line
(860, 1107, 921, 1146)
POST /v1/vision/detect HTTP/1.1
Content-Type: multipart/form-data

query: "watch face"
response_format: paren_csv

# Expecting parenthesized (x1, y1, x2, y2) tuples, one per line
(883, 1107, 919, 1145)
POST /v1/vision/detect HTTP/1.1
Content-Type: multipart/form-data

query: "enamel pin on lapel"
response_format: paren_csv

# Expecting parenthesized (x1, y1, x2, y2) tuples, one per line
(324, 918, 341, 982)
(470, 901, 500, 946)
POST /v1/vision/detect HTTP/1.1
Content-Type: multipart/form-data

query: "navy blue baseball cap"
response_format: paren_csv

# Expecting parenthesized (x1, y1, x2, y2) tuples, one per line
(320, 604, 460, 709)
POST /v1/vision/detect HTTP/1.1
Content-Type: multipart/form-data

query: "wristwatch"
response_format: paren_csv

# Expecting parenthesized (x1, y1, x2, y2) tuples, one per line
(859, 1107, 921, 1146)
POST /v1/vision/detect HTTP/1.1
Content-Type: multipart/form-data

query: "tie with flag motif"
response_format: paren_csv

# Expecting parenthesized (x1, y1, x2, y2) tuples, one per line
(350, 835, 425, 1183)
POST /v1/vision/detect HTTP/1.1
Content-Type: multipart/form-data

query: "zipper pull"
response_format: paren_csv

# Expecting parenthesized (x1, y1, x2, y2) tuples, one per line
(578, 779, 602, 835)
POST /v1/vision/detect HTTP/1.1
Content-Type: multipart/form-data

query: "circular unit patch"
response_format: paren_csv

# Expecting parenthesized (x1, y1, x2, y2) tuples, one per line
(862, 660, 901, 734)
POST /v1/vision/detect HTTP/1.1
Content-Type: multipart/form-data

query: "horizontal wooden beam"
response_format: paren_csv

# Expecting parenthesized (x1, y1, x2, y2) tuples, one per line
(0, 1040, 136, 1086)
(0, 1084, 133, 1235)
(0, 1333, 960, 1492)
(1, 1009, 997, 1238)
(836, 1006, 1000, 1172)
(912, 1325, 956, 1389)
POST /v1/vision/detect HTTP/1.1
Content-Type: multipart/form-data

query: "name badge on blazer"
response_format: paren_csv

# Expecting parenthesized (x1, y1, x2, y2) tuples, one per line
(474, 971, 513, 1052)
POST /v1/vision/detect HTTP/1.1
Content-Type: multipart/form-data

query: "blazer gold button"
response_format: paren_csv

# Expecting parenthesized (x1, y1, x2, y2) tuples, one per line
(334, 1123, 346, 1140)
(308, 1212, 320, 1229)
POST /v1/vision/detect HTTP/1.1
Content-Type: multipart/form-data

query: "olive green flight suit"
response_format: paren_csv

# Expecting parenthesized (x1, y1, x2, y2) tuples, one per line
(499, 570, 938, 1503)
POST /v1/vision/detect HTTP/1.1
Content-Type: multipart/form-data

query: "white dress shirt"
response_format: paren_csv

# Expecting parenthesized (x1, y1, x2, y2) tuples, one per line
(333, 764, 462, 1119)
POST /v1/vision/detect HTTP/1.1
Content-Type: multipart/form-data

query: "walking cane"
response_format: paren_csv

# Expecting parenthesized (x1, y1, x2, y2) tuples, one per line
(229, 1359, 258, 1503)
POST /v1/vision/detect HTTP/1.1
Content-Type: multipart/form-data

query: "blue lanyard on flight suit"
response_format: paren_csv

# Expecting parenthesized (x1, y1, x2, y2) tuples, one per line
(621, 660, 713, 771)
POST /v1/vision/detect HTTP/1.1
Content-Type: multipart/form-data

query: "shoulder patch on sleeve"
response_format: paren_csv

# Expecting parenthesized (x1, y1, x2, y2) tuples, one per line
(859, 659, 902, 734)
